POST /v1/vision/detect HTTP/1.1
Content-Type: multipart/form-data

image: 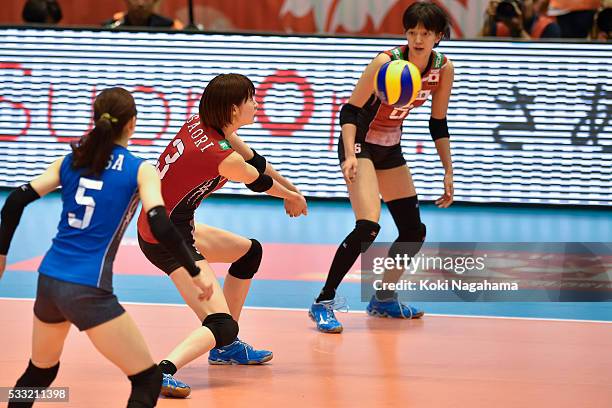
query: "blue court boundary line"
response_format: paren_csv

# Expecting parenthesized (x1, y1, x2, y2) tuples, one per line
(3, 296, 611, 324)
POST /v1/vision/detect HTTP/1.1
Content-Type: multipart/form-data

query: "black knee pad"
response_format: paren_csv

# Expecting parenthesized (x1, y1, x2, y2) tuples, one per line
(9, 361, 59, 407)
(202, 313, 239, 348)
(389, 223, 427, 259)
(127, 364, 162, 408)
(386, 196, 422, 231)
(350, 219, 381, 253)
(228, 239, 262, 280)
(14, 360, 59, 388)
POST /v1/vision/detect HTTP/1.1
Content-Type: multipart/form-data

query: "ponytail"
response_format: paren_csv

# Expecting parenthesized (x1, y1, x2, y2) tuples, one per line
(70, 87, 136, 177)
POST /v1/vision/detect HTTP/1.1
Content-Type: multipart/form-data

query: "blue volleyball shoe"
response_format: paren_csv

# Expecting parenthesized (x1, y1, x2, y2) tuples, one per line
(208, 339, 273, 365)
(160, 373, 191, 398)
(366, 294, 424, 319)
(308, 297, 348, 333)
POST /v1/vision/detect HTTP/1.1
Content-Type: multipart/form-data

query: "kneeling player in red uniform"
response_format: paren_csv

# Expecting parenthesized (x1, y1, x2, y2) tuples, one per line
(136, 73, 307, 397)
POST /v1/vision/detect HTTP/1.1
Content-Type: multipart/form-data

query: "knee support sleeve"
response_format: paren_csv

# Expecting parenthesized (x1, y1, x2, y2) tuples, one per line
(127, 364, 162, 408)
(14, 360, 59, 389)
(228, 239, 262, 280)
(202, 313, 239, 348)
(9, 361, 60, 407)
(350, 219, 381, 253)
(389, 223, 426, 259)
(387, 196, 426, 258)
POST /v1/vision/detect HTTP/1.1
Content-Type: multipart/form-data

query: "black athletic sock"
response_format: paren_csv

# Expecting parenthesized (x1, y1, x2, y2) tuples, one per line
(158, 360, 177, 375)
(317, 220, 380, 302)
(316, 288, 336, 303)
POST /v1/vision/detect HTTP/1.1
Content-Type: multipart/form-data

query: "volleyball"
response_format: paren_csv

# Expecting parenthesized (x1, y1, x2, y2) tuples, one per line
(374, 60, 422, 108)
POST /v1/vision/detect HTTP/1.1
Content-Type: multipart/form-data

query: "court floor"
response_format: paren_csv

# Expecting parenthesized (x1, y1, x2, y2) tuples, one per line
(0, 192, 611, 407)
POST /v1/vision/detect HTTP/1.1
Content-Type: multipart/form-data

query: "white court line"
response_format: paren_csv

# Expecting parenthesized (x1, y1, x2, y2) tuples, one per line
(2, 296, 611, 324)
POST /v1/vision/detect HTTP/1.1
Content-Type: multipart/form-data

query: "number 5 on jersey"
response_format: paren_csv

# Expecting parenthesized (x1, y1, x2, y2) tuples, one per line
(68, 177, 103, 229)
(156, 139, 185, 179)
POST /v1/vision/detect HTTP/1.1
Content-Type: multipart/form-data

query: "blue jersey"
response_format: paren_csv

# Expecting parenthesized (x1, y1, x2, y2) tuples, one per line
(39, 145, 143, 291)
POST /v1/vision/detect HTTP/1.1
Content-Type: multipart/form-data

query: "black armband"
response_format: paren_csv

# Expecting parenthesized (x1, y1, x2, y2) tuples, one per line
(429, 117, 450, 141)
(245, 173, 273, 193)
(0, 183, 40, 255)
(339, 103, 362, 127)
(246, 149, 267, 174)
(147, 206, 201, 277)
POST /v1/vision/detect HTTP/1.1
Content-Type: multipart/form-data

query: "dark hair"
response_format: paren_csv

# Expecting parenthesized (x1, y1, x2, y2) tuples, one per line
(71, 87, 137, 176)
(402, 1, 451, 42)
(199, 74, 255, 130)
(597, 8, 611, 33)
(22, 0, 62, 24)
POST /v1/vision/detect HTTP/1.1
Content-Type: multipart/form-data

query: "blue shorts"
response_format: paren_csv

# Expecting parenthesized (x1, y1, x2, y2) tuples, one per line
(34, 273, 125, 331)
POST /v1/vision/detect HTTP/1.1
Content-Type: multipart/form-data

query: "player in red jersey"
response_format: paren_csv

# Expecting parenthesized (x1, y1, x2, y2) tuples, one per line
(136, 73, 307, 396)
(310, 1, 455, 333)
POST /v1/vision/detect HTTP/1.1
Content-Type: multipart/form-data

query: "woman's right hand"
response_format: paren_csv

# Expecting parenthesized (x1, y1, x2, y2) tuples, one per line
(192, 271, 213, 301)
(284, 192, 308, 217)
(342, 156, 358, 184)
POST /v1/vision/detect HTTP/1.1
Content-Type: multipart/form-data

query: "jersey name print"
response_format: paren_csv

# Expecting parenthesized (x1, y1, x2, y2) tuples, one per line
(137, 115, 235, 243)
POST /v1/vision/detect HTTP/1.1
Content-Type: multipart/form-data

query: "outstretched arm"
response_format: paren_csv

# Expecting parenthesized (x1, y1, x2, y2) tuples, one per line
(218, 152, 307, 216)
(0, 158, 63, 278)
(227, 132, 300, 193)
(226, 133, 307, 216)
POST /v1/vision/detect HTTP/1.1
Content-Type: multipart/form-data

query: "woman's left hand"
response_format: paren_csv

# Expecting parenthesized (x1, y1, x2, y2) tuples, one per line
(435, 172, 454, 208)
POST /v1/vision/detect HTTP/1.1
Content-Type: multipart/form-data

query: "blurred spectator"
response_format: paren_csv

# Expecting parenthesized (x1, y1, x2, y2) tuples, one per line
(590, 0, 612, 40)
(104, 0, 184, 29)
(480, 0, 561, 39)
(533, 0, 550, 14)
(22, 0, 62, 24)
(548, 0, 599, 38)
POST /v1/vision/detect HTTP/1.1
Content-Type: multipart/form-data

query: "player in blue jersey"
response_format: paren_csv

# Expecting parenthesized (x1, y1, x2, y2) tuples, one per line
(0, 87, 214, 408)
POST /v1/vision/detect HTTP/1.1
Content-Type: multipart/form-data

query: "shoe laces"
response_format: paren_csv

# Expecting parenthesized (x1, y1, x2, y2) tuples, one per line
(377, 292, 412, 319)
(235, 338, 253, 351)
(392, 293, 413, 319)
(321, 296, 349, 318)
(163, 374, 182, 387)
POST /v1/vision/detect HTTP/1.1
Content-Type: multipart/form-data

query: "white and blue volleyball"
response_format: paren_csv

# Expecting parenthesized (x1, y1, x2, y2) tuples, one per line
(374, 60, 422, 108)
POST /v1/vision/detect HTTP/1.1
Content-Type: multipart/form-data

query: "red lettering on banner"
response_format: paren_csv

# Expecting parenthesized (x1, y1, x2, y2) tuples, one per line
(186, 89, 201, 120)
(0, 63, 32, 141)
(255, 70, 314, 137)
(131, 86, 170, 145)
(0, 63, 32, 77)
(329, 93, 348, 150)
(0, 97, 31, 141)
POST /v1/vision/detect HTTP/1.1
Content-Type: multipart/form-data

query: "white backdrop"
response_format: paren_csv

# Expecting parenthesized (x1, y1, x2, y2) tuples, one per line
(0, 28, 610, 205)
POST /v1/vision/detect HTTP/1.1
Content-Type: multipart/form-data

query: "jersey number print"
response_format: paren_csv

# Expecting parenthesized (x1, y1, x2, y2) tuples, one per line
(68, 177, 103, 229)
(156, 139, 185, 179)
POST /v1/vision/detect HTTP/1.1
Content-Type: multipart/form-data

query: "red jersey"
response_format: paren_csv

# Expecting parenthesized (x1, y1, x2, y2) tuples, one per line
(356, 46, 448, 146)
(137, 114, 234, 243)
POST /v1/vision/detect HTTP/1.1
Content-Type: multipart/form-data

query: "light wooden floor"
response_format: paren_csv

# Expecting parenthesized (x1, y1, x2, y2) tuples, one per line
(1, 299, 611, 407)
